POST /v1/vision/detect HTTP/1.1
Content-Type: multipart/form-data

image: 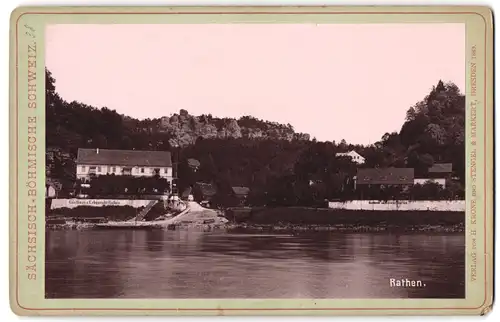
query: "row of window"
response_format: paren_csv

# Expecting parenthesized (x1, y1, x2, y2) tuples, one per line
(79, 166, 170, 174)
(337, 153, 364, 162)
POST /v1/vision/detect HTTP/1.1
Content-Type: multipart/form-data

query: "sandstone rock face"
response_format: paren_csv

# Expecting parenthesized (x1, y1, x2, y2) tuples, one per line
(159, 110, 310, 147)
(246, 128, 264, 139)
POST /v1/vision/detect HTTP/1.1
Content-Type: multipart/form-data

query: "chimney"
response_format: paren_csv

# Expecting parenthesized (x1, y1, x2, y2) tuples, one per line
(96, 148, 99, 154)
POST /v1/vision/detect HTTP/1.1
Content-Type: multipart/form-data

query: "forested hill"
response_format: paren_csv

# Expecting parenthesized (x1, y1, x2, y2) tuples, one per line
(361, 80, 465, 175)
(46, 69, 310, 152)
(46, 67, 465, 199)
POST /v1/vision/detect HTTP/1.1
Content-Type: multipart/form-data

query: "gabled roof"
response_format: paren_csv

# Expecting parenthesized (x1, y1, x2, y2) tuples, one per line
(194, 182, 217, 197)
(232, 186, 250, 196)
(428, 163, 453, 173)
(357, 168, 414, 185)
(76, 148, 172, 167)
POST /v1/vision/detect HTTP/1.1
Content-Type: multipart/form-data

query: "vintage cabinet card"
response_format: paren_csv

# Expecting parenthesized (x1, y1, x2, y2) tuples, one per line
(9, 6, 494, 316)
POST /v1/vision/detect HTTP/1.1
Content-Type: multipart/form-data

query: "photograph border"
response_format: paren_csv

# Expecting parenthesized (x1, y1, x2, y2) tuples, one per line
(9, 6, 494, 316)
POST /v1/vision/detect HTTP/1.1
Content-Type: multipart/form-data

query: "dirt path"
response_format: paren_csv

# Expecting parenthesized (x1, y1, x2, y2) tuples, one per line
(96, 201, 227, 228)
(164, 201, 227, 225)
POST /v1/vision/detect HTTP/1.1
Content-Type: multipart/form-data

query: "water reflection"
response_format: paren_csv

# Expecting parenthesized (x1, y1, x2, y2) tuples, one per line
(45, 230, 465, 299)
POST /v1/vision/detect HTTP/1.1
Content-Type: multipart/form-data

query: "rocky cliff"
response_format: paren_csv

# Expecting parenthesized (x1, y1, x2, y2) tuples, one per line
(157, 109, 310, 146)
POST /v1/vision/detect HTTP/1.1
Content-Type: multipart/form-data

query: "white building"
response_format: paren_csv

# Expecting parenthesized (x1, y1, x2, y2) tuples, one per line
(336, 150, 365, 164)
(76, 148, 173, 183)
(413, 163, 453, 188)
(46, 185, 57, 198)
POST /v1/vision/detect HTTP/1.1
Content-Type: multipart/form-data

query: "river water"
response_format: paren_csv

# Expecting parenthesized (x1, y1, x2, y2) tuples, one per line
(45, 229, 465, 299)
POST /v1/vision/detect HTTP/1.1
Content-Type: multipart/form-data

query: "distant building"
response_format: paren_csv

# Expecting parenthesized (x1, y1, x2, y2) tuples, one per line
(414, 163, 453, 188)
(76, 148, 173, 183)
(428, 163, 453, 175)
(356, 168, 414, 189)
(46, 185, 57, 198)
(336, 150, 365, 164)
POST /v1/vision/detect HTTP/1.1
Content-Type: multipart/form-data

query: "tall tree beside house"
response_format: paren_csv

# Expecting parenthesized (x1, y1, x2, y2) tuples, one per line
(176, 161, 196, 193)
(398, 80, 465, 182)
(362, 80, 464, 181)
(198, 154, 218, 183)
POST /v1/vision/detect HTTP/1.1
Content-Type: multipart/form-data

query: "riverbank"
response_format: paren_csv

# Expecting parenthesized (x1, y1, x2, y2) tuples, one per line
(48, 205, 142, 221)
(46, 203, 465, 233)
(46, 221, 464, 233)
(46, 201, 228, 230)
(225, 207, 465, 227)
(224, 222, 464, 233)
(328, 200, 465, 212)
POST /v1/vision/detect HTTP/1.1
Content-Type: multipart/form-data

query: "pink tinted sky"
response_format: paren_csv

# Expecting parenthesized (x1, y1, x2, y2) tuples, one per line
(46, 23, 464, 144)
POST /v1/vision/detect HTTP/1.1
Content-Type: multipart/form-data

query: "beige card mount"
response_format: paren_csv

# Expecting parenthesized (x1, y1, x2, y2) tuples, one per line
(9, 6, 494, 316)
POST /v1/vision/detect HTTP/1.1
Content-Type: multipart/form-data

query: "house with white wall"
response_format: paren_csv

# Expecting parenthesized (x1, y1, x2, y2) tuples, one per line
(76, 148, 173, 184)
(413, 163, 452, 188)
(336, 150, 365, 164)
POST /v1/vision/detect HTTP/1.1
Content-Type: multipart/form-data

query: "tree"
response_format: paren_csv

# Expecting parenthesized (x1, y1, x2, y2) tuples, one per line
(46, 69, 465, 203)
(405, 106, 417, 121)
(410, 182, 445, 200)
(198, 153, 218, 183)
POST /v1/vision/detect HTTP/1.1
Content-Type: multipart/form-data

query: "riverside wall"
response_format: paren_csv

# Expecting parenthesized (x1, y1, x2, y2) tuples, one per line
(328, 200, 465, 212)
(50, 199, 153, 210)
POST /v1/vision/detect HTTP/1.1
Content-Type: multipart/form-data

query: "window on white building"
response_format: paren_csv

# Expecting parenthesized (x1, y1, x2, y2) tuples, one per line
(141, 168, 145, 173)
(111, 166, 116, 173)
(81, 166, 86, 172)
(97, 166, 101, 172)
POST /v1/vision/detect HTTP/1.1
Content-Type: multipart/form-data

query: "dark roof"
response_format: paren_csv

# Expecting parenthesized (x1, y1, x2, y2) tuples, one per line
(194, 182, 217, 197)
(232, 186, 250, 196)
(77, 148, 172, 167)
(187, 158, 201, 168)
(428, 163, 453, 173)
(357, 168, 414, 185)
